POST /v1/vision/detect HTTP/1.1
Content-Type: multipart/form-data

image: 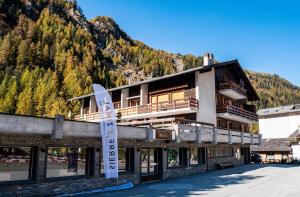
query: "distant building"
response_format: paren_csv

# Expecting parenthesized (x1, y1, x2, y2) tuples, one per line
(255, 105, 300, 161)
(257, 104, 300, 139)
(251, 139, 293, 163)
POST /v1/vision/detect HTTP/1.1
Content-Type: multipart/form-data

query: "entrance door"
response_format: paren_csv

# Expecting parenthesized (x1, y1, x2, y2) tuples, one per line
(140, 148, 162, 182)
(243, 147, 251, 164)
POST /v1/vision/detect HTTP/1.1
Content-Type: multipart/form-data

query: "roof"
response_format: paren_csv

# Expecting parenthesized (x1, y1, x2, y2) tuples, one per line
(257, 104, 300, 117)
(251, 138, 292, 152)
(289, 126, 300, 138)
(68, 59, 259, 101)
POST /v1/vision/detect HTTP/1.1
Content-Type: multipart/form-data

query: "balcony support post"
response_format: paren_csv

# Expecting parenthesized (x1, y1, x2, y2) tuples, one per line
(146, 125, 155, 142)
(196, 126, 201, 144)
(174, 124, 181, 143)
(241, 132, 244, 145)
(228, 130, 232, 144)
(213, 127, 217, 144)
(259, 134, 262, 145)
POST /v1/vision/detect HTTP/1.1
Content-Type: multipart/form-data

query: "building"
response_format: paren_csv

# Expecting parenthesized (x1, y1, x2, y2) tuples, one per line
(257, 104, 300, 160)
(289, 125, 300, 160)
(71, 55, 259, 132)
(251, 139, 293, 163)
(0, 57, 261, 196)
(257, 104, 300, 139)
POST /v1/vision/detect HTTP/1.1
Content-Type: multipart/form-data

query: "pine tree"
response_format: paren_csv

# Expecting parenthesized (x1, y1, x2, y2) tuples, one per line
(0, 78, 18, 113)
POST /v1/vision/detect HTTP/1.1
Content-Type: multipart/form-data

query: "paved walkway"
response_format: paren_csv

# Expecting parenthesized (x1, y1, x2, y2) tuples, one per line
(85, 164, 300, 197)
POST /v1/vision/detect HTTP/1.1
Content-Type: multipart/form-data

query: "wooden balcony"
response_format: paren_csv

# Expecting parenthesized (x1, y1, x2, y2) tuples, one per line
(74, 97, 198, 122)
(218, 81, 247, 100)
(217, 104, 258, 123)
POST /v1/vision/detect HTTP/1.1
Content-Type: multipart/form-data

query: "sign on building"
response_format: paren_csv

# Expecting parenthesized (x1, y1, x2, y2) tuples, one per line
(93, 84, 118, 179)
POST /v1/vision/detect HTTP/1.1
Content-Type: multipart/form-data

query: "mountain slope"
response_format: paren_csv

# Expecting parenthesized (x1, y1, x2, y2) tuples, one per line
(0, 0, 203, 117)
(246, 70, 300, 109)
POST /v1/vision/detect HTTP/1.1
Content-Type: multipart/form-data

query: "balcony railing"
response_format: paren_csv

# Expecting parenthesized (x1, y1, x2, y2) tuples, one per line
(219, 81, 246, 96)
(74, 97, 198, 121)
(217, 104, 258, 121)
(116, 97, 198, 117)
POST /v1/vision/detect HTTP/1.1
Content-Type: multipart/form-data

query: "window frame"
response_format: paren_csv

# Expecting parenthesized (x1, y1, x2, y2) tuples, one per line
(45, 146, 91, 180)
(167, 147, 188, 168)
(100, 147, 135, 176)
(0, 146, 37, 184)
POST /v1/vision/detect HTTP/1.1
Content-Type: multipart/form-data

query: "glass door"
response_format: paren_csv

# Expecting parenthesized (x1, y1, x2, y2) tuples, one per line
(140, 148, 162, 182)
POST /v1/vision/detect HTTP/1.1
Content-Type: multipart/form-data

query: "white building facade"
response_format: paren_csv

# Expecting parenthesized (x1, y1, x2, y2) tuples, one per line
(258, 105, 300, 139)
(258, 105, 300, 161)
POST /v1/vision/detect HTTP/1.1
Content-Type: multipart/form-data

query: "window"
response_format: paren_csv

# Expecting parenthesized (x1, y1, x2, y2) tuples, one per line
(46, 147, 87, 178)
(189, 148, 199, 165)
(101, 148, 134, 174)
(128, 98, 140, 107)
(0, 147, 34, 182)
(167, 148, 187, 167)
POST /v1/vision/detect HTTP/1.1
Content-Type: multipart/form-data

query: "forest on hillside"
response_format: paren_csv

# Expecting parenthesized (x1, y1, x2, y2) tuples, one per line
(0, 0, 299, 118)
(246, 70, 300, 109)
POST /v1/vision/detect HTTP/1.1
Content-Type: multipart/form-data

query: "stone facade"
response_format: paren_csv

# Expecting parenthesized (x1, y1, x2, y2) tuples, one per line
(0, 134, 248, 196)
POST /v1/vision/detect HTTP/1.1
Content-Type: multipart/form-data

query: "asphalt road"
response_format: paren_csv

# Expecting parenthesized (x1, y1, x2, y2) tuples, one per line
(85, 164, 300, 197)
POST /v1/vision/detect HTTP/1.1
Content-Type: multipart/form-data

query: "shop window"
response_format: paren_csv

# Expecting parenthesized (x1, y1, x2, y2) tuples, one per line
(101, 148, 134, 174)
(189, 148, 199, 165)
(0, 147, 34, 182)
(167, 148, 187, 168)
(46, 147, 87, 178)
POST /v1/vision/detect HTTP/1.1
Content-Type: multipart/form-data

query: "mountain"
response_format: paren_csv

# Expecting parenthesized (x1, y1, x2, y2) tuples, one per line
(246, 70, 300, 109)
(0, 0, 203, 117)
(0, 0, 298, 118)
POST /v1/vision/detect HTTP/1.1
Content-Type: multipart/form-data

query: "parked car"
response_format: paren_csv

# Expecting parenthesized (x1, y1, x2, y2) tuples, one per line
(251, 153, 262, 164)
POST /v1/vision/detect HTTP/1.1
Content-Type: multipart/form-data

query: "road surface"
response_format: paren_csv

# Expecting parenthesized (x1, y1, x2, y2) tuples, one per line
(85, 164, 300, 197)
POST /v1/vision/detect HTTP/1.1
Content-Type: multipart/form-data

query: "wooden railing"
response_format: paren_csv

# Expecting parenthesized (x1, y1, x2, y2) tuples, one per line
(217, 104, 258, 121)
(74, 112, 100, 121)
(74, 97, 198, 121)
(219, 81, 246, 96)
(116, 97, 198, 117)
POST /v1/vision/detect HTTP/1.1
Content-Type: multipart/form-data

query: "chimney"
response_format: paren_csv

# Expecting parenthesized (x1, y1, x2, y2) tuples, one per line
(203, 52, 215, 66)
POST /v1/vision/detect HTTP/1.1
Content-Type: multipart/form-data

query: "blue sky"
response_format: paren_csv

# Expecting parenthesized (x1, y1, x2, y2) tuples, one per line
(77, 0, 300, 86)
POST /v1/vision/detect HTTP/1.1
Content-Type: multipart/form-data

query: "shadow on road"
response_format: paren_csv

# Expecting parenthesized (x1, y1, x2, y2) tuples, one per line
(85, 164, 299, 197)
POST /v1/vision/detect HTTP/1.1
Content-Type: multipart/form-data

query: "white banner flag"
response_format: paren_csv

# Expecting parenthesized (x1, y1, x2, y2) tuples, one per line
(92, 84, 118, 179)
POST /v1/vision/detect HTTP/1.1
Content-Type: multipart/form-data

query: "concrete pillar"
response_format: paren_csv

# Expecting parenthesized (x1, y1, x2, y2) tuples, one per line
(147, 126, 155, 142)
(36, 146, 47, 181)
(174, 124, 181, 143)
(162, 148, 168, 180)
(90, 96, 97, 113)
(241, 132, 244, 145)
(80, 98, 84, 115)
(259, 134, 262, 145)
(121, 88, 129, 108)
(93, 147, 100, 177)
(213, 128, 217, 144)
(134, 148, 141, 183)
(228, 130, 232, 144)
(196, 127, 202, 144)
(251, 134, 254, 144)
(140, 84, 148, 105)
(51, 115, 64, 139)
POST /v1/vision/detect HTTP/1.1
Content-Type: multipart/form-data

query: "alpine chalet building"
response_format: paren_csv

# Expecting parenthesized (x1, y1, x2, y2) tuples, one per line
(0, 54, 261, 196)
